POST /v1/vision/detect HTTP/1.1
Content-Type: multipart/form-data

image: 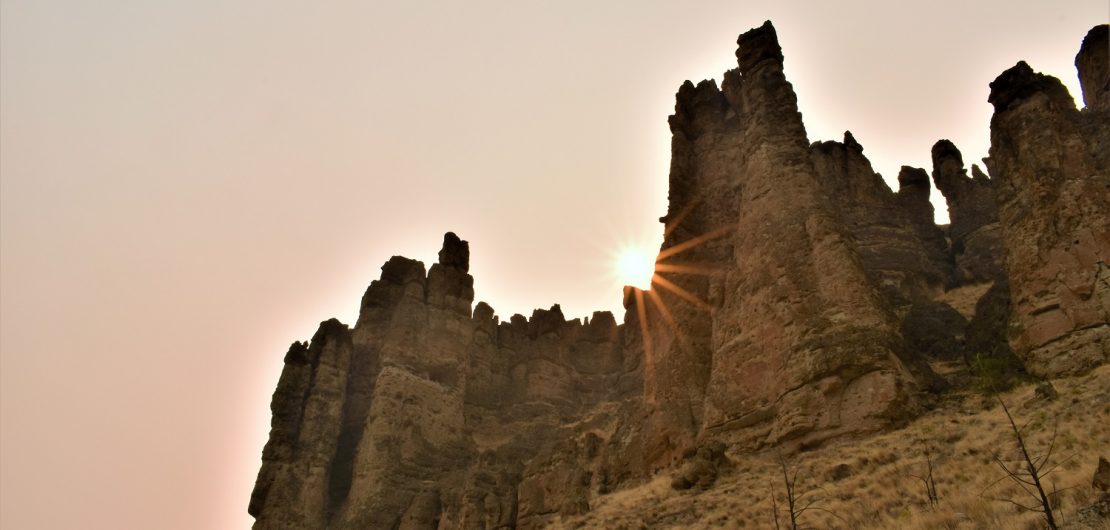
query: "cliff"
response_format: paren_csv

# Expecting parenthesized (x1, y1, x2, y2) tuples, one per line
(250, 22, 1110, 529)
(983, 28, 1110, 376)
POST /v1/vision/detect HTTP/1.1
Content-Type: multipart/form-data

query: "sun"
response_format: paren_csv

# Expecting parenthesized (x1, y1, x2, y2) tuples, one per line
(615, 246, 655, 290)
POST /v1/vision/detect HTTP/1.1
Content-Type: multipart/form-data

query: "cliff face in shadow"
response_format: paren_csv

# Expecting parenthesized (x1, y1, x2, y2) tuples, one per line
(250, 22, 1110, 529)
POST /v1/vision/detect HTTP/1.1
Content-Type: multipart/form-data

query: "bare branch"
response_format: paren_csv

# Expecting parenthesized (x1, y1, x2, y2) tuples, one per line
(981, 494, 1041, 513)
(769, 480, 781, 530)
(985, 396, 1060, 530)
(772, 455, 842, 530)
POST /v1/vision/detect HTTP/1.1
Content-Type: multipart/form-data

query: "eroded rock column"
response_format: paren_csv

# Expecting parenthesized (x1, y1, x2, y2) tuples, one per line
(698, 22, 924, 449)
(931, 140, 1006, 285)
(250, 320, 353, 530)
(986, 58, 1110, 376)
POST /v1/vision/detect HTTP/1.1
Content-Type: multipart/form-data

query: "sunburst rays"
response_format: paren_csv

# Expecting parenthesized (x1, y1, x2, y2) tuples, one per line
(623, 212, 734, 374)
(654, 224, 733, 263)
(650, 273, 712, 311)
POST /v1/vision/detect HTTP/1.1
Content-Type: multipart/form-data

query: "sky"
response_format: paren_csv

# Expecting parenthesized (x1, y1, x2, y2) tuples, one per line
(1, 1, 1105, 528)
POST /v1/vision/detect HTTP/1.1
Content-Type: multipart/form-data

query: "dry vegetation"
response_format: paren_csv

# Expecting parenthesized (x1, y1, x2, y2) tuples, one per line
(550, 364, 1110, 529)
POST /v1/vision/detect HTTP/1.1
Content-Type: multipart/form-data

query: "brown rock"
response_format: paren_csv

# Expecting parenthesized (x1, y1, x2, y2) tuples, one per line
(252, 232, 638, 529)
(655, 20, 930, 454)
(895, 165, 953, 289)
(930, 140, 1006, 285)
(1033, 381, 1059, 401)
(812, 134, 948, 304)
(250, 319, 353, 529)
(1078, 492, 1110, 524)
(1096, 456, 1110, 492)
(397, 490, 442, 530)
(828, 463, 853, 481)
(438, 231, 470, 273)
(670, 441, 729, 491)
(1075, 25, 1108, 111)
(986, 59, 1110, 377)
(901, 302, 967, 361)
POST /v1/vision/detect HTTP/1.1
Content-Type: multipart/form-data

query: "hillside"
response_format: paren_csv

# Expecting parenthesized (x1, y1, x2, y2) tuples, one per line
(556, 364, 1110, 529)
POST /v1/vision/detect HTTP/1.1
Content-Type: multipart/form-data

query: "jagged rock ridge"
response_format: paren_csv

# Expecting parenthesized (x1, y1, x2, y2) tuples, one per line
(251, 22, 1109, 529)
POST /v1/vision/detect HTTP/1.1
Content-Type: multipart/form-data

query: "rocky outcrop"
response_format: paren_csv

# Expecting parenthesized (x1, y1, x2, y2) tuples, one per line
(811, 134, 948, 303)
(251, 233, 642, 529)
(931, 140, 1007, 285)
(250, 320, 352, 529)
(985, 59, 1110, 377)
(895, 165, 953, 288)
(1077, 25, 1109, 111)
(652, 21, 933, 455)
(669, 441, 729, 491)
(251, 23, 1110, 529)
(1076, 25, 1110, 176)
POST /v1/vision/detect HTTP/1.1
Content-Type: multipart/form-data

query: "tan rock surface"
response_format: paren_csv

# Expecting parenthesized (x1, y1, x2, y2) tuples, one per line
(252, 233, 639, 529)
(693, 22, 929, 450)
(986, 58, 1110, 377)
(249, 23, 1110, 529)
(811, 135, 948, 304)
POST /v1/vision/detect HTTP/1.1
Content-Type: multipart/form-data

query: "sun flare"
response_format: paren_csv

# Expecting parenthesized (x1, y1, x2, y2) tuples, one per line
(615, 247, 655, 290)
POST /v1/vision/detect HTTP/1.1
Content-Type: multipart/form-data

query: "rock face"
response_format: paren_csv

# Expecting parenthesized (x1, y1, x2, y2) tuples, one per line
(930, 140, 1007, 285)
(985, 59, 1110, 377)
(251, 233, 642, 529)
(1077, 25, 1109, 111)
(251, 23, 1110, 529)
(1077, 25, 1110, 178)
(642, 21, 937, 461)
(250, 320, 352, 529)
(812, 134, 948, 304)
(895, 165, 953, 289)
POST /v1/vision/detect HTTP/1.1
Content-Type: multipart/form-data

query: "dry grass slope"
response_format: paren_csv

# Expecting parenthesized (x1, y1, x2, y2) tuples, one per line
(551, 364, 1110, 529)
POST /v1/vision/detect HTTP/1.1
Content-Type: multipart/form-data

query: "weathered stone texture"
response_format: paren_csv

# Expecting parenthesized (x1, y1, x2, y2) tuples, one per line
(654, 21, 931, 454)
(1077, 24, 1109, 111)
(811, 135, 948, 304)
(986, 59, 1110, 377)
(252, 233, 636, 529)
(250, 320, 353, 529)
(931, 140, 1007, 285)
(895, 165, 954, 289)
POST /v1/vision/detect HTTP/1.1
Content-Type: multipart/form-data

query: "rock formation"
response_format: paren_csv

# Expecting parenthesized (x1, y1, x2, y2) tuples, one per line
(811, 134, 948, 304)
(250, 233, 644, 529)
(985, 57, 1110, 377)
(894, 165, 953, 289)
(250, 320, 352, 529)
(1077, 24, 1109, 112)
(657, 23, 935, 458)
(250, 22, 1110, 529)
(930, 140, 1007, 285)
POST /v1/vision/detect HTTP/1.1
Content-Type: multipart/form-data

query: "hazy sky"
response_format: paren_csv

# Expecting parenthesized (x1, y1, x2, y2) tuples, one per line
(1, 1, 1105, 528)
